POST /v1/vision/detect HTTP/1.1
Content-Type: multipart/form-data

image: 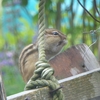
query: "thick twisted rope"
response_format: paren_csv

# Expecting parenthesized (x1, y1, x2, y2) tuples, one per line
(25, 0, 64, 99)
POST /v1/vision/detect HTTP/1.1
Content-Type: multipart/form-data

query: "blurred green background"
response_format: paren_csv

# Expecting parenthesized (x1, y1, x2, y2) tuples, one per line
(0, 0, 100, 96)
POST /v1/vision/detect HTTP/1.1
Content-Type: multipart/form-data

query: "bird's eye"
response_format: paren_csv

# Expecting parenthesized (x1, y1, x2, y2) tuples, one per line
(52, 31, 59, 35)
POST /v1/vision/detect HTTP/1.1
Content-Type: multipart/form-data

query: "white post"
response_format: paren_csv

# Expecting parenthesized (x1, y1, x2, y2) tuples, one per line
(0, 71, 7, 100)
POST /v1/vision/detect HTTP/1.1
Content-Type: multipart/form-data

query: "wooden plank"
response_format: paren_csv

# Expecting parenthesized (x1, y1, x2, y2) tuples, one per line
(76, 44, 100, 70)
(50, 43, 100, 79)
(0, 70, 7, 100)
(59, 68, 100, 100)
(7, 44, 100, 99)
(7, 68, 100, 100)
(7, 87, 52, 100)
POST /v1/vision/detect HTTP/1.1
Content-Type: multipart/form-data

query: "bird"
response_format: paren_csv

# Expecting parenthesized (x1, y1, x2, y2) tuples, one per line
(19, 28, 67, 82)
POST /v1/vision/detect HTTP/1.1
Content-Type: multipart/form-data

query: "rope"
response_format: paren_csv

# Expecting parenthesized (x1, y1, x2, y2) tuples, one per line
(25, 0, 64, 100)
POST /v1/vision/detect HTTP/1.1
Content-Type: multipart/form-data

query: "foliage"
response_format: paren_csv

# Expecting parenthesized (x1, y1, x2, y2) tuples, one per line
(2, 18, 34, 51)
(2, 0, 28, 6)
(2, 66, 25, 96)
(0, 34, 5, 50)
(18, 18, 34, 45)
(21, 0, 28, 6)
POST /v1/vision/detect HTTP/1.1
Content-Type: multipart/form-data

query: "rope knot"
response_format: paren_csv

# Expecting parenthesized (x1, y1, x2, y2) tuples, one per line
(24, 0, 64, 99)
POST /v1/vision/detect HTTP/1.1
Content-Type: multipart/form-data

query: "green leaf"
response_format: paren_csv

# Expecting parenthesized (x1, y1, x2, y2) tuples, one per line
(2, 0, 12, 6)
(0, 34, 5, 49)
(6, 33, 17, 45)
(21, 0, 28, 6)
